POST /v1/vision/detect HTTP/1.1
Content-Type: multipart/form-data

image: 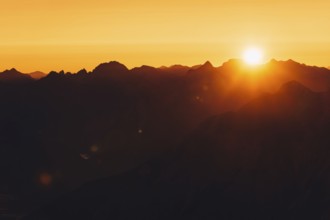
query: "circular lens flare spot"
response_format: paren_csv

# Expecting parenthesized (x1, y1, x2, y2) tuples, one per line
(39, 172, 53, 186)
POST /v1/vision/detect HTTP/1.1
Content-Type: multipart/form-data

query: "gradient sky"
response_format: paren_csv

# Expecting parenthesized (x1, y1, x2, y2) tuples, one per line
(1, 0, 330, 72)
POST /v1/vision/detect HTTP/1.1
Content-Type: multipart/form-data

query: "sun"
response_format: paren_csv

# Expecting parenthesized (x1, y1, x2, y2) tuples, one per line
(242, 47, 264, 66)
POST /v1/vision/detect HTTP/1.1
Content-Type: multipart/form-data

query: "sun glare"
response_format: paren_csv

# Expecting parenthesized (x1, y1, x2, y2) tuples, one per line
(243, 47, 264, 66)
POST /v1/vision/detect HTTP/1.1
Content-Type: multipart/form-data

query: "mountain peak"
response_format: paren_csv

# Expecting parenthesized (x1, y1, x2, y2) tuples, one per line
(137, 65, 156, 70)
(0, 68, 33, 82)
(3, 68, 20, 74)
(219, 59, 245, 72)
(131, 65, 158, 74)
(273, 59, 305, 68)
(77, 69, 88, 75)
(279, 80, 313, 96)
(202, 61, 213, 68)
(195, 61, 214, 71)
(221, 59, 244, 67)
(286, 59, 299, 64)
(92, 61, 129, 76)
(28, 71, 46, 79)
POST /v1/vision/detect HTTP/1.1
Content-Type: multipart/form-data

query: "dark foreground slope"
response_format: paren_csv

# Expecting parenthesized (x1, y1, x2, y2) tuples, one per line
(22, 81, 330, 220)
(1, 60, 330, 218)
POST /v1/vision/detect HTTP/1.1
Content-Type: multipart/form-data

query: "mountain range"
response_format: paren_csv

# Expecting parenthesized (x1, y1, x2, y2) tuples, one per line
(1, 59, 330, 219)
(0, 68, 46, 82)
(2, 59, 330, 91)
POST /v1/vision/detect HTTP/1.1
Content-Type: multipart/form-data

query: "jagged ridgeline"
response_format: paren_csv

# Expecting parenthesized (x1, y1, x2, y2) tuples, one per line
(1, 60, 330, 219)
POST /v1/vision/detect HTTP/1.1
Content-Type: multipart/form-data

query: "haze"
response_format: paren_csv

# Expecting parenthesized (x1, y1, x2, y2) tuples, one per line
(1, 0, 330, 72)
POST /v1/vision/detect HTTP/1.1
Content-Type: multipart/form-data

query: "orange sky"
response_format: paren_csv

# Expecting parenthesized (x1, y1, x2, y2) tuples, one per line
(1, 0, 329, 72)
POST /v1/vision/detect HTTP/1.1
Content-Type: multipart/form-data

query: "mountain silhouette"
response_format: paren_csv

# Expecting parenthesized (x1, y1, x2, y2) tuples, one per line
(2, 59, 330, 219)
(159, 64, 191, 74)
(0, 68, 33, 82)
(132, 65, 159, 73)
(187, 61, 215, 75)
(197, 60, 214, 70)
(28, 71, 47, 79)
(91, 61, 129, 80)
(279, 80, 312, 93)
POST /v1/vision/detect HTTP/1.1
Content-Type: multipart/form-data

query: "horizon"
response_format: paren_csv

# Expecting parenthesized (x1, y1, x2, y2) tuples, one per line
(1, 58, 328, 74)
(1, 0, 330, 72)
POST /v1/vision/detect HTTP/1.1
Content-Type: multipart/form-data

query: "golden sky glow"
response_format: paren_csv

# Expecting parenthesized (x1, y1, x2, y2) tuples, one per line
(1, 0, 330, 72)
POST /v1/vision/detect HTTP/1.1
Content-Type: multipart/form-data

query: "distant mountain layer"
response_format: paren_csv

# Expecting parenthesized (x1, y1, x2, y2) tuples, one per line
(2, 59, 330, 92)
(28, 71, 46, 79)
(0, 68, 33, 82)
